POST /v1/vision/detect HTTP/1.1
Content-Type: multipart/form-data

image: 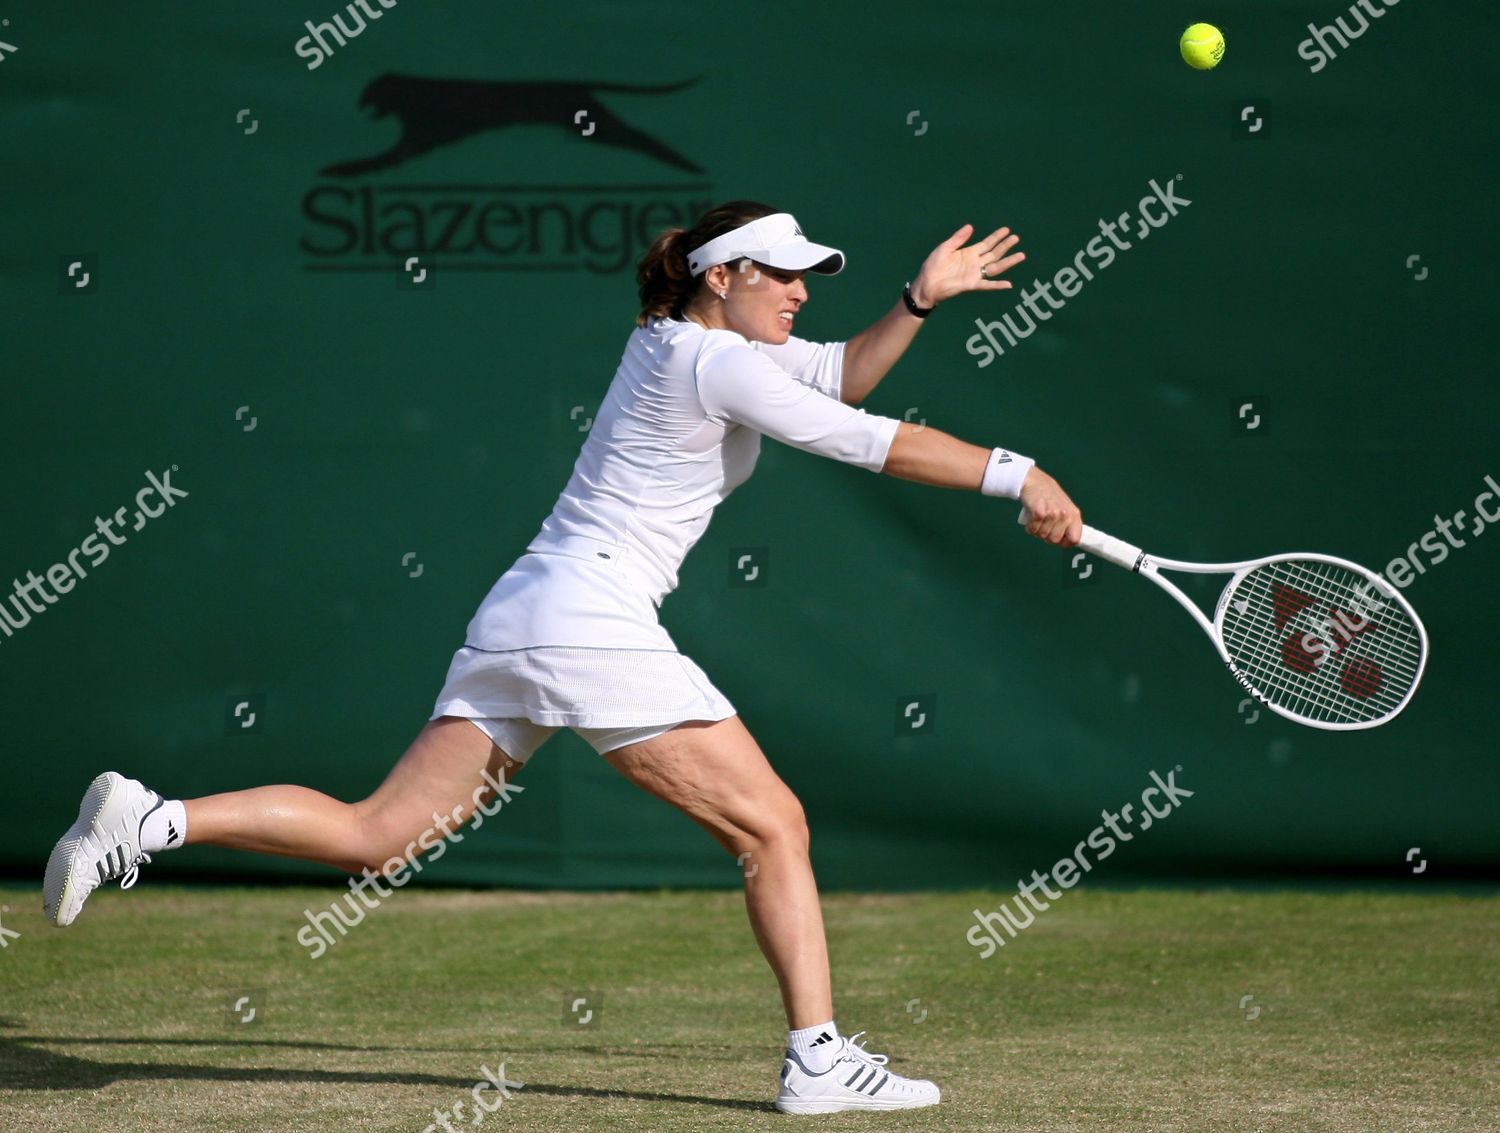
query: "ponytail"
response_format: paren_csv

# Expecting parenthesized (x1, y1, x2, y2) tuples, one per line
(635, 200, 781, 327)
(635, 228, 696, 327)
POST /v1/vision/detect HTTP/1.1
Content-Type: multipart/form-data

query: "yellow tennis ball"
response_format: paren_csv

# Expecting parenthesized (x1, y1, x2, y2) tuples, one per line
(1180, 23, 1225, 70)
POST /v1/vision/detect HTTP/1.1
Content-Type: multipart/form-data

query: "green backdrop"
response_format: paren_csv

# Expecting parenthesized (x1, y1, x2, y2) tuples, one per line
(4, 1, 1496, 889)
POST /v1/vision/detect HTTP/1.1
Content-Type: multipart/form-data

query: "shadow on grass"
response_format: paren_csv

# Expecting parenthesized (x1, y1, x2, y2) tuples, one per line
(0, 1035, 776, 1112)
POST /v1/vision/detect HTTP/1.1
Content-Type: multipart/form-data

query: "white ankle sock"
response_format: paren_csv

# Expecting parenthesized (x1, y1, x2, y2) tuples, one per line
(788, 1020, 840, 1073)
(140, 800, 188, 853)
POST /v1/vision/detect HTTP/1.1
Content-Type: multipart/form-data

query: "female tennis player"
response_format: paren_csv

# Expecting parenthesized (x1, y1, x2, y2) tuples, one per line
(44, 200, 1082, 1114)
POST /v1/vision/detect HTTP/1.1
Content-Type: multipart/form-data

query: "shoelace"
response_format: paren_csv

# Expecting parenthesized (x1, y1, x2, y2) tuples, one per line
(119, 853, 152, 890)
(84, 827, 152, 890)
(839, 1033, 889, 1071)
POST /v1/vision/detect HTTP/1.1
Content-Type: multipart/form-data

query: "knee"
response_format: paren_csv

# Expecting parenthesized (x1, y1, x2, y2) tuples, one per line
(347, 803, 426, 876)
(746, 793, 809, 857)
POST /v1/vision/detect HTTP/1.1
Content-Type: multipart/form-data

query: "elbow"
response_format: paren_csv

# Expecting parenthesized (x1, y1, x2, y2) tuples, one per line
(838, 345, 864, 405)
(878, 426, 910, 478)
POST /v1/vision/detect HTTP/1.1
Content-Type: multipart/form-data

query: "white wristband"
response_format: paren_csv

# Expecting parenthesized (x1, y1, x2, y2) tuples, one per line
(979, 447, 1035, 499)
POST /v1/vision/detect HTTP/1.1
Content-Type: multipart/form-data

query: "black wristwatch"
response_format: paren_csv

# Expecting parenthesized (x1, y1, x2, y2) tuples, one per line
(901, 282, 935, 319)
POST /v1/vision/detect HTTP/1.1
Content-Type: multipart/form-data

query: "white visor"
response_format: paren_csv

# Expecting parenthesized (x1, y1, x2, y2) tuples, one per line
(686, 213, 844, 277)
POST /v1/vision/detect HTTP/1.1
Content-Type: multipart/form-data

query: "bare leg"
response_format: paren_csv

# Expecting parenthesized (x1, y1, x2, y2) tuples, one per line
(184, 717, 519, 874)
(603, 716, 832, 1030)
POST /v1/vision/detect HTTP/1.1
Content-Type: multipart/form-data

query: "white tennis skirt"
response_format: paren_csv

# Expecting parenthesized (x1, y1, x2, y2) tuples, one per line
(430, 644, 738, 729)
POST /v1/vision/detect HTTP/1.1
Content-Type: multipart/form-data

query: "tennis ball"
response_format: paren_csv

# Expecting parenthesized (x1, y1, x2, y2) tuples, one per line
(1180, 23, 1225, 70)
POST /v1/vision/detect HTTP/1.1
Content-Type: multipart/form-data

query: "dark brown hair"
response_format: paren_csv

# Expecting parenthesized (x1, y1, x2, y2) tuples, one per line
(636, 200, 779, 327)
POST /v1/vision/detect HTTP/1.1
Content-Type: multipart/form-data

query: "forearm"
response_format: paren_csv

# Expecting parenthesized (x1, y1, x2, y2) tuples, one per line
(881, 421, 1082, 546)
(841, 289, 930, 405)
(879, 421, 989, 490)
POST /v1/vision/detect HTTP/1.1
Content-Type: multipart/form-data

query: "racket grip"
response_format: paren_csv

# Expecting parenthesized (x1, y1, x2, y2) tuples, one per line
(1016, 509, 1144, 572)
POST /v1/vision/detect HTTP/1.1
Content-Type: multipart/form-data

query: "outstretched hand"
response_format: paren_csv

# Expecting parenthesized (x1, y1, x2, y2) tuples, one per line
(909, 224, 1026, 308)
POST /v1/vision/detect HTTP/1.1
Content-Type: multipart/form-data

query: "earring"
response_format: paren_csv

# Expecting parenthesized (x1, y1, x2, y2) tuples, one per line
(717, 291, 727, 300)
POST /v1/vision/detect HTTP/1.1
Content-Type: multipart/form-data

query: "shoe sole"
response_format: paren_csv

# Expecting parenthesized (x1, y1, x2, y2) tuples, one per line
(775, 1094, 940, 1114)
(43, 772, 123, 927)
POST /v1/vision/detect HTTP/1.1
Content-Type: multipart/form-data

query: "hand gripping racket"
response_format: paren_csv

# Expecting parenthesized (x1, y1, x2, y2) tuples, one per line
(1021, 511, 1428, 730)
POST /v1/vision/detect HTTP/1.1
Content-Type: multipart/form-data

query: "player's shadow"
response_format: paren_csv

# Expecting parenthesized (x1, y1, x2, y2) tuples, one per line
(0, 1034, 776, 1112)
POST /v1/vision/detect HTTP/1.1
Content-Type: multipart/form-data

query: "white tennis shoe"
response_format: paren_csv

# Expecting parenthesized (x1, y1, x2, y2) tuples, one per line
(775, 1032, 941, 1114)
(44, 772, 163, 927)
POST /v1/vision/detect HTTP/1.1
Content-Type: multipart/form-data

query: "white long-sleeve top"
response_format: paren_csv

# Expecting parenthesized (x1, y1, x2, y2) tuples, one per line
(464, 315, 901, 651)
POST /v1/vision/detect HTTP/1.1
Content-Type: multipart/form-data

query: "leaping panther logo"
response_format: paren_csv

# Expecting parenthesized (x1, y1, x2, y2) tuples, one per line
(321, 74, 704, 177)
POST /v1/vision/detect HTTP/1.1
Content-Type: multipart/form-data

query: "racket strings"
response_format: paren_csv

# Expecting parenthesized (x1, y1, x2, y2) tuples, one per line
(1219, 559, 1424, 725)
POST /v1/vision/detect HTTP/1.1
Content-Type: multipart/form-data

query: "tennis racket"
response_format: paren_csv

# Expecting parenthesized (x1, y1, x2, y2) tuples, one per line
(1020, 511, 1429, 730)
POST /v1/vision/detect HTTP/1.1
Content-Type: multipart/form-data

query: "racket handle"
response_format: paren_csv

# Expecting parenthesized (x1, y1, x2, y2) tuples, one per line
(1017, 508, 1144, 572)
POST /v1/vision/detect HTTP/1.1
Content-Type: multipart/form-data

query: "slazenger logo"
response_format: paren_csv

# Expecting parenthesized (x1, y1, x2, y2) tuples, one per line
(321, 74, 704, 177)
(302, 74, 714, 274)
